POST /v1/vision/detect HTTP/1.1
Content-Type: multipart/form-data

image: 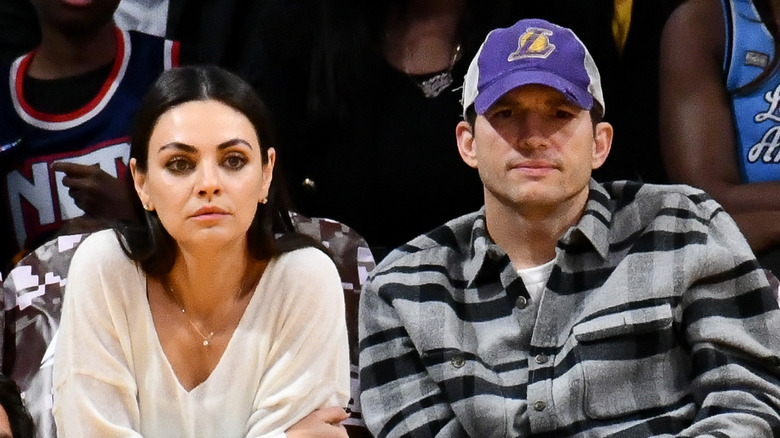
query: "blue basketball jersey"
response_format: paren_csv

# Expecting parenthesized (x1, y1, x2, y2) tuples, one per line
(0, 27, 178, 257)
(723, 0, 780, 182)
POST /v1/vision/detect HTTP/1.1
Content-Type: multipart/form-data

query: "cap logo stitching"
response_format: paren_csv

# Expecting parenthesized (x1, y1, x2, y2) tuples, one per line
(508, 27, 556, 61)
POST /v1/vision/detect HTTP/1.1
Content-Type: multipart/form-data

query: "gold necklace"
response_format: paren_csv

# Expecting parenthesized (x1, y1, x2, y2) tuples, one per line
(164, 277, 245, 347)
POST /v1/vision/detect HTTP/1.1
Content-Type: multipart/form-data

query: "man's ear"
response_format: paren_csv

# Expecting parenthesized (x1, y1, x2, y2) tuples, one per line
(591, 121, 613, 170)
(129, 158, 152, 210)
(456, 120, 478, 169)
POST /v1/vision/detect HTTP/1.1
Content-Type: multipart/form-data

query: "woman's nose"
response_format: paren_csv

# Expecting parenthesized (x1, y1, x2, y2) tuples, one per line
(196, 162, 221, 196)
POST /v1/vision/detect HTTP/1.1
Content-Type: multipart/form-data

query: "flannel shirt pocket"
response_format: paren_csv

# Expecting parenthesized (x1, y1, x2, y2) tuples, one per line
(572, 303, 690, 420)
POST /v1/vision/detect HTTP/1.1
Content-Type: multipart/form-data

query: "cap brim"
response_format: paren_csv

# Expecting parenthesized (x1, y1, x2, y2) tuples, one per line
(473, 70, 594, 115)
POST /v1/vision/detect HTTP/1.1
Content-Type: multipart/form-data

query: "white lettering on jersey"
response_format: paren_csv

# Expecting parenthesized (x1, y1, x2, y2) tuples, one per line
(748, 83, 780, 164)
(755, 83, 780, 123)
(8, 162, 54, 247)
(748, 125, 780, 163)
(6, 142, 130, 247)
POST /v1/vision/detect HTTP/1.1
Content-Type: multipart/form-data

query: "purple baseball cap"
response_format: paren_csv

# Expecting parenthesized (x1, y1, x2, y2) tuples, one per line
(462, 18, 604, 117)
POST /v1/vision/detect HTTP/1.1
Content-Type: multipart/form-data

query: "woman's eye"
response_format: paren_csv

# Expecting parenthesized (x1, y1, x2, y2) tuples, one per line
(223, 155, 247, 170)
(165, 157, 194, 173)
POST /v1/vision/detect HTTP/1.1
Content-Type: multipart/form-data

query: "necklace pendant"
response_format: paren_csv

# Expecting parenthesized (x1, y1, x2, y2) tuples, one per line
(418, 71, 454, 98)
(203, 339, 210, 346)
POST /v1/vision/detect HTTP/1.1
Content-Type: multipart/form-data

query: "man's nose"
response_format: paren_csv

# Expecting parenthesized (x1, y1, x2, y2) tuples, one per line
(513, 112, 548, 150)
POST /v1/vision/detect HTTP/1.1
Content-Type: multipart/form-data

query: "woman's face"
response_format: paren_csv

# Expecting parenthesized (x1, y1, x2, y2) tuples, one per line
(130, 99, 274, 252)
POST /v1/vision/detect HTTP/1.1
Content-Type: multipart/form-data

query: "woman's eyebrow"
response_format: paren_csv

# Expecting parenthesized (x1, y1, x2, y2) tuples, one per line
(158, 142, 197, 153)
(157, 138, 253, 153)
(217, 138, 253, 150)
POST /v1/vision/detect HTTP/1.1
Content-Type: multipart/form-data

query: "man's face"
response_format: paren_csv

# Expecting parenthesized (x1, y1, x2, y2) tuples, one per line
(457, 84, 612, 215)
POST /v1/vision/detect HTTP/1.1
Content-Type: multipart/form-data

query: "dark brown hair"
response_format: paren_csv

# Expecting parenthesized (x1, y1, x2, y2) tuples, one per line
(117, 65, 316, 276)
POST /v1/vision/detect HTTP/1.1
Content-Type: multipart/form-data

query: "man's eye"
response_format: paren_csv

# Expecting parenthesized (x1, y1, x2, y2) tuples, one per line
(488, 109, 512, 121)
(554, 110, 575, 119)
(166, 158, 194, 173)
(224, 155, 247, 170)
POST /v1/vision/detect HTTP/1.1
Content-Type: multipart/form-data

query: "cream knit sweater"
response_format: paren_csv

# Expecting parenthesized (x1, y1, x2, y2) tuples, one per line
(53, 230, 349, 437)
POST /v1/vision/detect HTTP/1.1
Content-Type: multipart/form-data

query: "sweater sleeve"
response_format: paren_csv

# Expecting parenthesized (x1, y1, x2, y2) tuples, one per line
(52, 231, 143, 437)
(245, 248, 351, 437)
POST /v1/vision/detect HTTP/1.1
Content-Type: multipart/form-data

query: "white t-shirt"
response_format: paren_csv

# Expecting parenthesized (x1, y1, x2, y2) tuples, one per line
(517, 259, 555, 303)
(52, 230, 350, 438)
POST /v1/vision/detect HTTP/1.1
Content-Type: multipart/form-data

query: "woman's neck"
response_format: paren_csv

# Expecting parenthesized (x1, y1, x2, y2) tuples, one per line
(167, 243, 255, 316)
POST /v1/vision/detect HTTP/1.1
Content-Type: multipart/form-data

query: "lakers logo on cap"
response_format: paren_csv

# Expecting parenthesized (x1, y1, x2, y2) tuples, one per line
(508, 27, 556, 61)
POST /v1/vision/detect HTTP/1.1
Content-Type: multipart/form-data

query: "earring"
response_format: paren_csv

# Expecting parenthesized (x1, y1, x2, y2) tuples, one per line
(260, 198, 268, 205)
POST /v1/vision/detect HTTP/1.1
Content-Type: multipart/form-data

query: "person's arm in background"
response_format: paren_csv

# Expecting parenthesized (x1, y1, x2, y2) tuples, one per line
(51, 162, 137, 223)
(659, 0, 780, 253)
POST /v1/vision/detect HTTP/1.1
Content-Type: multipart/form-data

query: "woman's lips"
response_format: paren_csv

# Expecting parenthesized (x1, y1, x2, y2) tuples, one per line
(192, 206, 229, 217)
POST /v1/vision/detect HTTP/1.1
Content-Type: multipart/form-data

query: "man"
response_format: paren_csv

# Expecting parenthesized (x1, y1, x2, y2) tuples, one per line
(358, 17, 780, 437)
(0, 0, 179, 274)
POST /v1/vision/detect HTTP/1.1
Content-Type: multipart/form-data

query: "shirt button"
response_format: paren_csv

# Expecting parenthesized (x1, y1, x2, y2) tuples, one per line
(535, 354, 548, 364)
(516, 296, 528, 309)
(451, 355, 466, 368)
(301, 178, 317, 192)
(533, 401, 546, 411)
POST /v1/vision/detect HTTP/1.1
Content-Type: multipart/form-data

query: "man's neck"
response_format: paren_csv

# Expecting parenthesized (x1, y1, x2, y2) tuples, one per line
(27, 22, 117, 80)
(484, 191, 589, 270)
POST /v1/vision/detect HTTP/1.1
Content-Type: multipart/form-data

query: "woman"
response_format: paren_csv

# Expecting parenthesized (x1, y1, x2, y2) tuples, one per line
(660, 0, 780, 274)
(52, 66, 350, 437)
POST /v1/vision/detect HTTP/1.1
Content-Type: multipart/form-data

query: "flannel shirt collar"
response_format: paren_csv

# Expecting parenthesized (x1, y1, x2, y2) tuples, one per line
(464, 180, 613, 287)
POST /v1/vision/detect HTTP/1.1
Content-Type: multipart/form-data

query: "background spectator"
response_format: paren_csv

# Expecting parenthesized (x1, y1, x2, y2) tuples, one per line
(660, 0, 780, 275)
(0, 0, 179, 274)
(253, 0, 534, 260)
(528, 0, 681, 183)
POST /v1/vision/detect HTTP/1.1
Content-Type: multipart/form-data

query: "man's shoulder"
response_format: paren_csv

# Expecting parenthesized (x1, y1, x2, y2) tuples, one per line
(371, 211, 481, 278)
(602, 180, 719, 216)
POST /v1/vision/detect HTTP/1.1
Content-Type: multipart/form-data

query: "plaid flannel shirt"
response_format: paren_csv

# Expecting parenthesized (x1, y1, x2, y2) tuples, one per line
(359, 180, 780, 437)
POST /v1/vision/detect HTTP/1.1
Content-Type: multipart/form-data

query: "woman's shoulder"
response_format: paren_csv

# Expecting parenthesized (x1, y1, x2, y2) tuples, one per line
(265, 247, 341, 296)
(69, 229, 134, 274)
(258, 247, 345, 321)
(273, 246, 338, 276)
(275, 244, 330, 261)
